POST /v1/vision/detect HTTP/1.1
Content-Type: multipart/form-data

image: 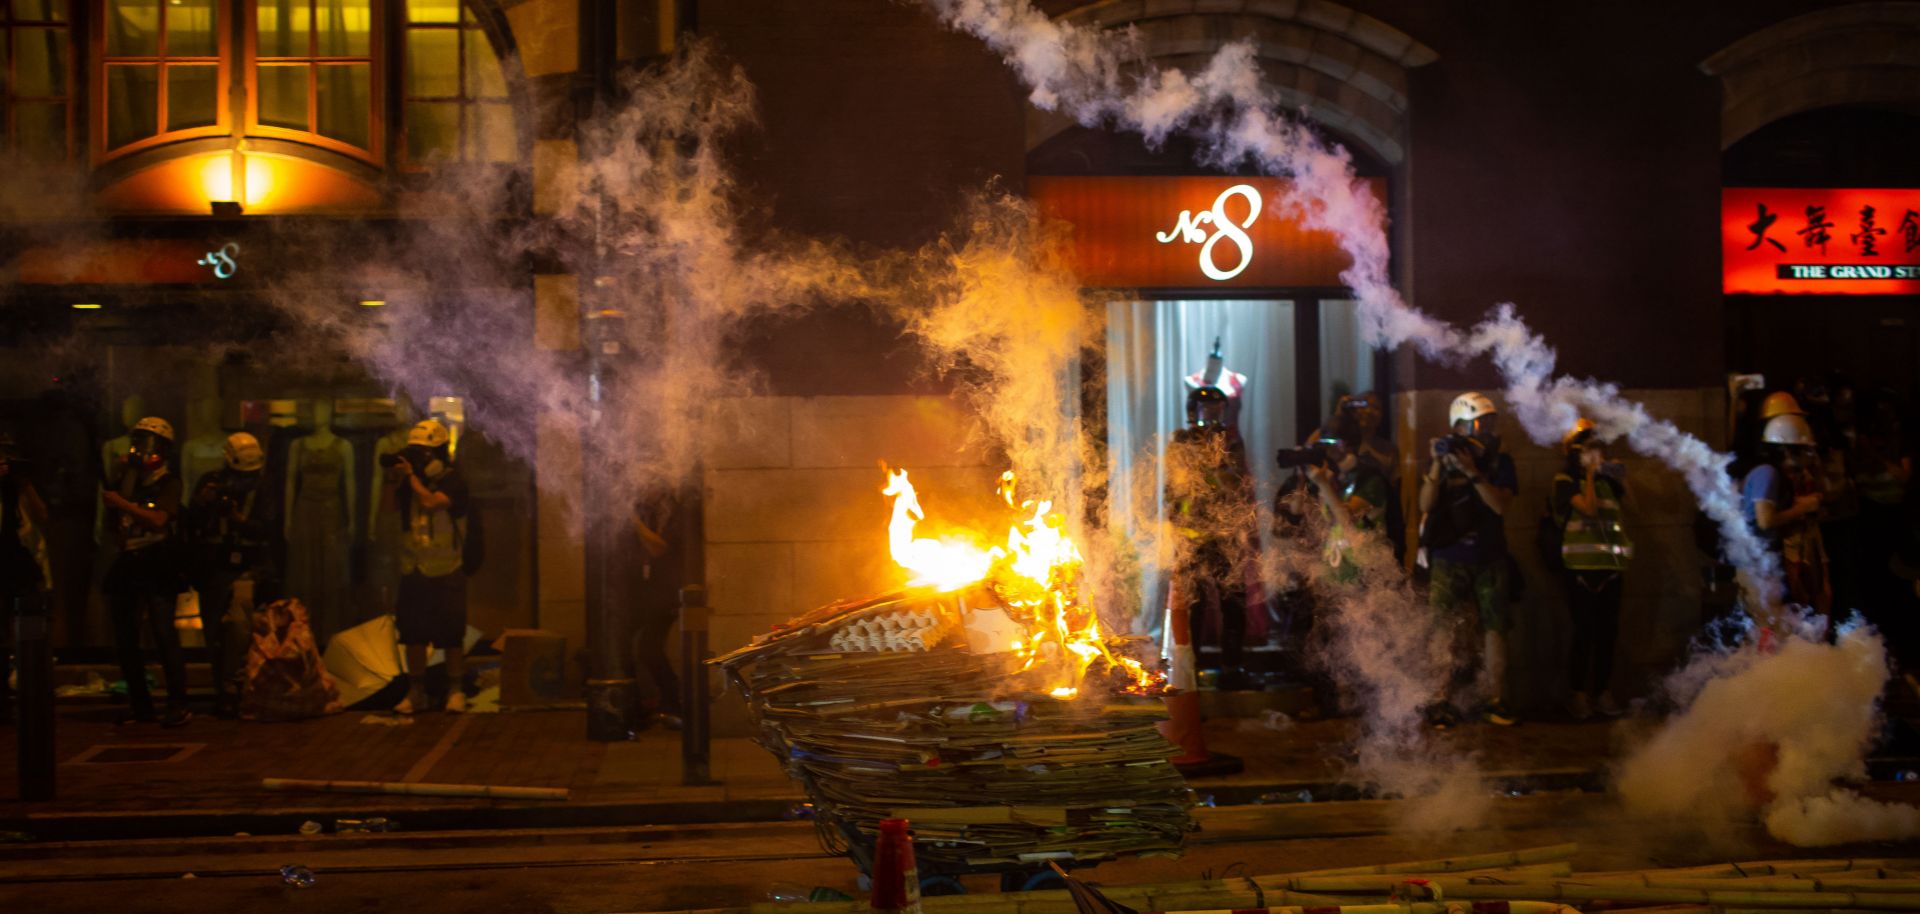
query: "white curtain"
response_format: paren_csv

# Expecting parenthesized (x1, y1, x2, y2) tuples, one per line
(1317, 299, 1376, 417)
(1104, 299, 1297, 633)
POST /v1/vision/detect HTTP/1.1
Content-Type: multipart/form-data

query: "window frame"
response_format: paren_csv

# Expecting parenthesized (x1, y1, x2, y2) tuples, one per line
(398, 0, 510, 170)
(4, 0, 76, 160)
(242, 0, 381, 162)
(92, 0, 231, 160)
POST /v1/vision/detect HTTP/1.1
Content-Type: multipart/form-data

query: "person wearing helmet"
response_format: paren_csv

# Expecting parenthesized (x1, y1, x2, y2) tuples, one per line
(101, 415, 192, 727)
(0, 433, 51, 724)
(381, 418, 472, 714)
(1418, 392, 1519, 728)
(1166, 384, 1260, 690)
(1742, 413, 1831, 616)
(186, 432, 280, 719)
(1305, 428, 1391, 581)
(1308, 391, 1403, 560)
(1551, 419, 1631, 721)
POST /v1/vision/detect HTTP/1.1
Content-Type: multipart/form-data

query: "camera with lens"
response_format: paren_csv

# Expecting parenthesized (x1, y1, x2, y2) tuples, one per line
(1276, 437, 1341, 470)
(1432, 435, 1474, 457)
(378, 452, 407, 469)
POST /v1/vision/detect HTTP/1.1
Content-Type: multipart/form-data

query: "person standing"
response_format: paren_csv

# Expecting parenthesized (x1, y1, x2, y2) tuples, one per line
(383, 420, 472, 714)
(1165, 385, 1259, 688)
(102, 416, 191, 727)
(185, 432, 278, 719)
(1552, 419, 1632, 721)
(629, 489, 683, 728)
(0, 434, 51, 723)
(1417, 392, 1518, 728)
(1742, 413, 1830, 618)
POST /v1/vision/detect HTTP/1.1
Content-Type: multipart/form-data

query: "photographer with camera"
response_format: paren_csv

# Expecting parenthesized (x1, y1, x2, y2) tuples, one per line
(186, 432, 278, 719)
(102, 416, 191, 727)
(1301, 433, 1390, 581)
(1551, 419, 1631, 720)
(380, 419, 473, 714)
(1417, 393, 1518, 728)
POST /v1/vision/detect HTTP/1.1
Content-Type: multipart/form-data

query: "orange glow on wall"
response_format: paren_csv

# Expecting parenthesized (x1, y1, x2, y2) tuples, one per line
(1028, 176, 1384, 289)
(1723, 187, 1920, 295)
(97, 152, 383, 215)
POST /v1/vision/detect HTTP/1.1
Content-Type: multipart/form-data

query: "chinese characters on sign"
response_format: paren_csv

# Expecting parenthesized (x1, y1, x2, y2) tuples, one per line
(1724, 188, 1920, 294)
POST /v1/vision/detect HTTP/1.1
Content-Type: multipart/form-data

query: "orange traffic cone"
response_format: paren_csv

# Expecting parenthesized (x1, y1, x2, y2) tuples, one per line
(1158, 584, 1243, 777)
(870, 817, 922, 914)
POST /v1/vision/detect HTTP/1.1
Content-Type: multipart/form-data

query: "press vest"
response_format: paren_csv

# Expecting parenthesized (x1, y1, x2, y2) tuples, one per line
(1556, 473, 1632, 572)
(401, 472, 465, 578)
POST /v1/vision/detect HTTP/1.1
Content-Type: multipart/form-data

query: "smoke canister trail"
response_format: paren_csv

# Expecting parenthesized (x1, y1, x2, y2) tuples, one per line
(920, 0, 1783, 614)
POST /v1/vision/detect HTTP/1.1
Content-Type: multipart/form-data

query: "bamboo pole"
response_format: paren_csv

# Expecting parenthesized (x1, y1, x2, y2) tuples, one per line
(1277, 880, 1920, 910)
(1286, 843, 1581, 877)
(261, 777, 570, 801)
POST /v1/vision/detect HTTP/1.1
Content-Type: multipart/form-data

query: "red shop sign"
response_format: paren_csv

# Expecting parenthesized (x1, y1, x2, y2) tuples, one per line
(1029, 176, 1382, 289)
(1723, 187, 1920, 294)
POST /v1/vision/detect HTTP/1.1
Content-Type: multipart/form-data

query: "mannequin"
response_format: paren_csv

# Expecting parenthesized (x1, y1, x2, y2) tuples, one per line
(1183, 338, 1248, 430)
(365, 399, 416, 613)
(284, 399, 356, 642)
(179, 397, 228, 495)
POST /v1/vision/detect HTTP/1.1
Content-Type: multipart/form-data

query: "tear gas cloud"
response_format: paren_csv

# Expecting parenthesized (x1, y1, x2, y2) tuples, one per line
(1617, 615, 1919, 846)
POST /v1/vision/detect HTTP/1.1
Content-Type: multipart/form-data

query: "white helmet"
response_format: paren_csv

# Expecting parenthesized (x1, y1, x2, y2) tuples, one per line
(1448, 392, 1498, 427)
(223, 432, 265, 471)
(406, 419, 451, 449)
(133, 416, 175, 443)
(1761, 413, 1815, 447)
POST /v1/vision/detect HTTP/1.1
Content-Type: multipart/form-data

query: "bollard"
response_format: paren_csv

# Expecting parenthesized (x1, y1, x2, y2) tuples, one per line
(14, 593, 54, 801)
(678, 583, 715, 786)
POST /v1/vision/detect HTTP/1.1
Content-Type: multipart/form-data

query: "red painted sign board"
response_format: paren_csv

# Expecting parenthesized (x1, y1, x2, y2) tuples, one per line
(1029, 176, 1382, 289)
(1722, 187, 1920, 294)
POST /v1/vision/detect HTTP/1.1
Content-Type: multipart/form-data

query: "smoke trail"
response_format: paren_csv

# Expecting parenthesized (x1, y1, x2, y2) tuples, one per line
(920, 0, 1781, 613)
(919, 0, 1814, 823)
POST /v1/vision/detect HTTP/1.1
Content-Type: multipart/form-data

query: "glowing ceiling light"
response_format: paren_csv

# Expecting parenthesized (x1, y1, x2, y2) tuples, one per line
(358, 299, 387, 307)
(71, 303, 103, 310)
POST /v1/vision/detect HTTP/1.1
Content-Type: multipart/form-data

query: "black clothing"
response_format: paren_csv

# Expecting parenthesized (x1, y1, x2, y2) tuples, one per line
(187, 468, 280, 703)
(104, 467, 187, 716)
(1564, 570, 1622, 695)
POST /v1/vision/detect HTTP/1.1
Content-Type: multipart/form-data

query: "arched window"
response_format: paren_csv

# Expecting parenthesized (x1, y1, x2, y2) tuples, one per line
(3, 0, 73, 160)
(91, 0, 513, 169)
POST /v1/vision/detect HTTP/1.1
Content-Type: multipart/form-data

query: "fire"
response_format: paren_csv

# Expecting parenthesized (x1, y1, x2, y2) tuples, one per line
(882, 467, 1154, 696)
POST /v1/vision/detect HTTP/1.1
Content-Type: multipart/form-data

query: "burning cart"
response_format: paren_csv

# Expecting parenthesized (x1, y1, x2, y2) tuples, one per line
(710, 470, 1195, 881)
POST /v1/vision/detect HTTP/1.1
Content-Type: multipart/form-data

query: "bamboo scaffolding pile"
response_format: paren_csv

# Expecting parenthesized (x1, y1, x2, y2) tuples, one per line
(628, 843, 1920, 914)
(709, 586, 1191, 874)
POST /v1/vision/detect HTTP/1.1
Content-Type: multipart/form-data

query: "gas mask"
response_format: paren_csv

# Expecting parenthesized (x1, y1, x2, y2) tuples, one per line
(129, 429, 168, 473)
(403, 444, 447, 480)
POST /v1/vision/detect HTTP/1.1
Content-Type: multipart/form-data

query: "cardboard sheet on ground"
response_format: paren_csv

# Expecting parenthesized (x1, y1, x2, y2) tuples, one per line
(322, 615, 484, 708)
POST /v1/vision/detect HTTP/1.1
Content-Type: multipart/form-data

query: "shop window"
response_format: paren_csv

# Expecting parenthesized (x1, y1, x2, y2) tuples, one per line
(402, 0, 510, 165)
(251, 0, 374, 152)
(3, 0, 72, 160)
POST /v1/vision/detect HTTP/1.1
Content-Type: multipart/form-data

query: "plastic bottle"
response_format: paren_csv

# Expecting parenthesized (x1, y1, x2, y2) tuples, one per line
(280, 864, 316, 888)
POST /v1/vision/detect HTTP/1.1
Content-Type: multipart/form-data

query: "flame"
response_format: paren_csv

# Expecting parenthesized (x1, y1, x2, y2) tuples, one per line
(881, 467, 1154, 696)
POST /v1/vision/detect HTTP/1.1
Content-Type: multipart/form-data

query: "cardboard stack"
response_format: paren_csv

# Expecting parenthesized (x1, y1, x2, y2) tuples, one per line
(711, 585, 1193, 874)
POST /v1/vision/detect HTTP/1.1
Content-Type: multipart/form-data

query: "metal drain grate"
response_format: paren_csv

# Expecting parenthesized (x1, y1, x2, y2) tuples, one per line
(68, 743, 204, 765)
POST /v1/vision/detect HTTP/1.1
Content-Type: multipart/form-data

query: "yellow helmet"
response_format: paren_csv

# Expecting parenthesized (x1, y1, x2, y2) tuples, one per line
(1561, 418, 1596, 453)
(406, 419, 451, 449)
(1760, 391, 1804, 420)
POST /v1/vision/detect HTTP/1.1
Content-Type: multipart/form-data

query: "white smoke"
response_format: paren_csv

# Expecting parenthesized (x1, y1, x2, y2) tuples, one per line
(1617, 616, 1914, 846)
